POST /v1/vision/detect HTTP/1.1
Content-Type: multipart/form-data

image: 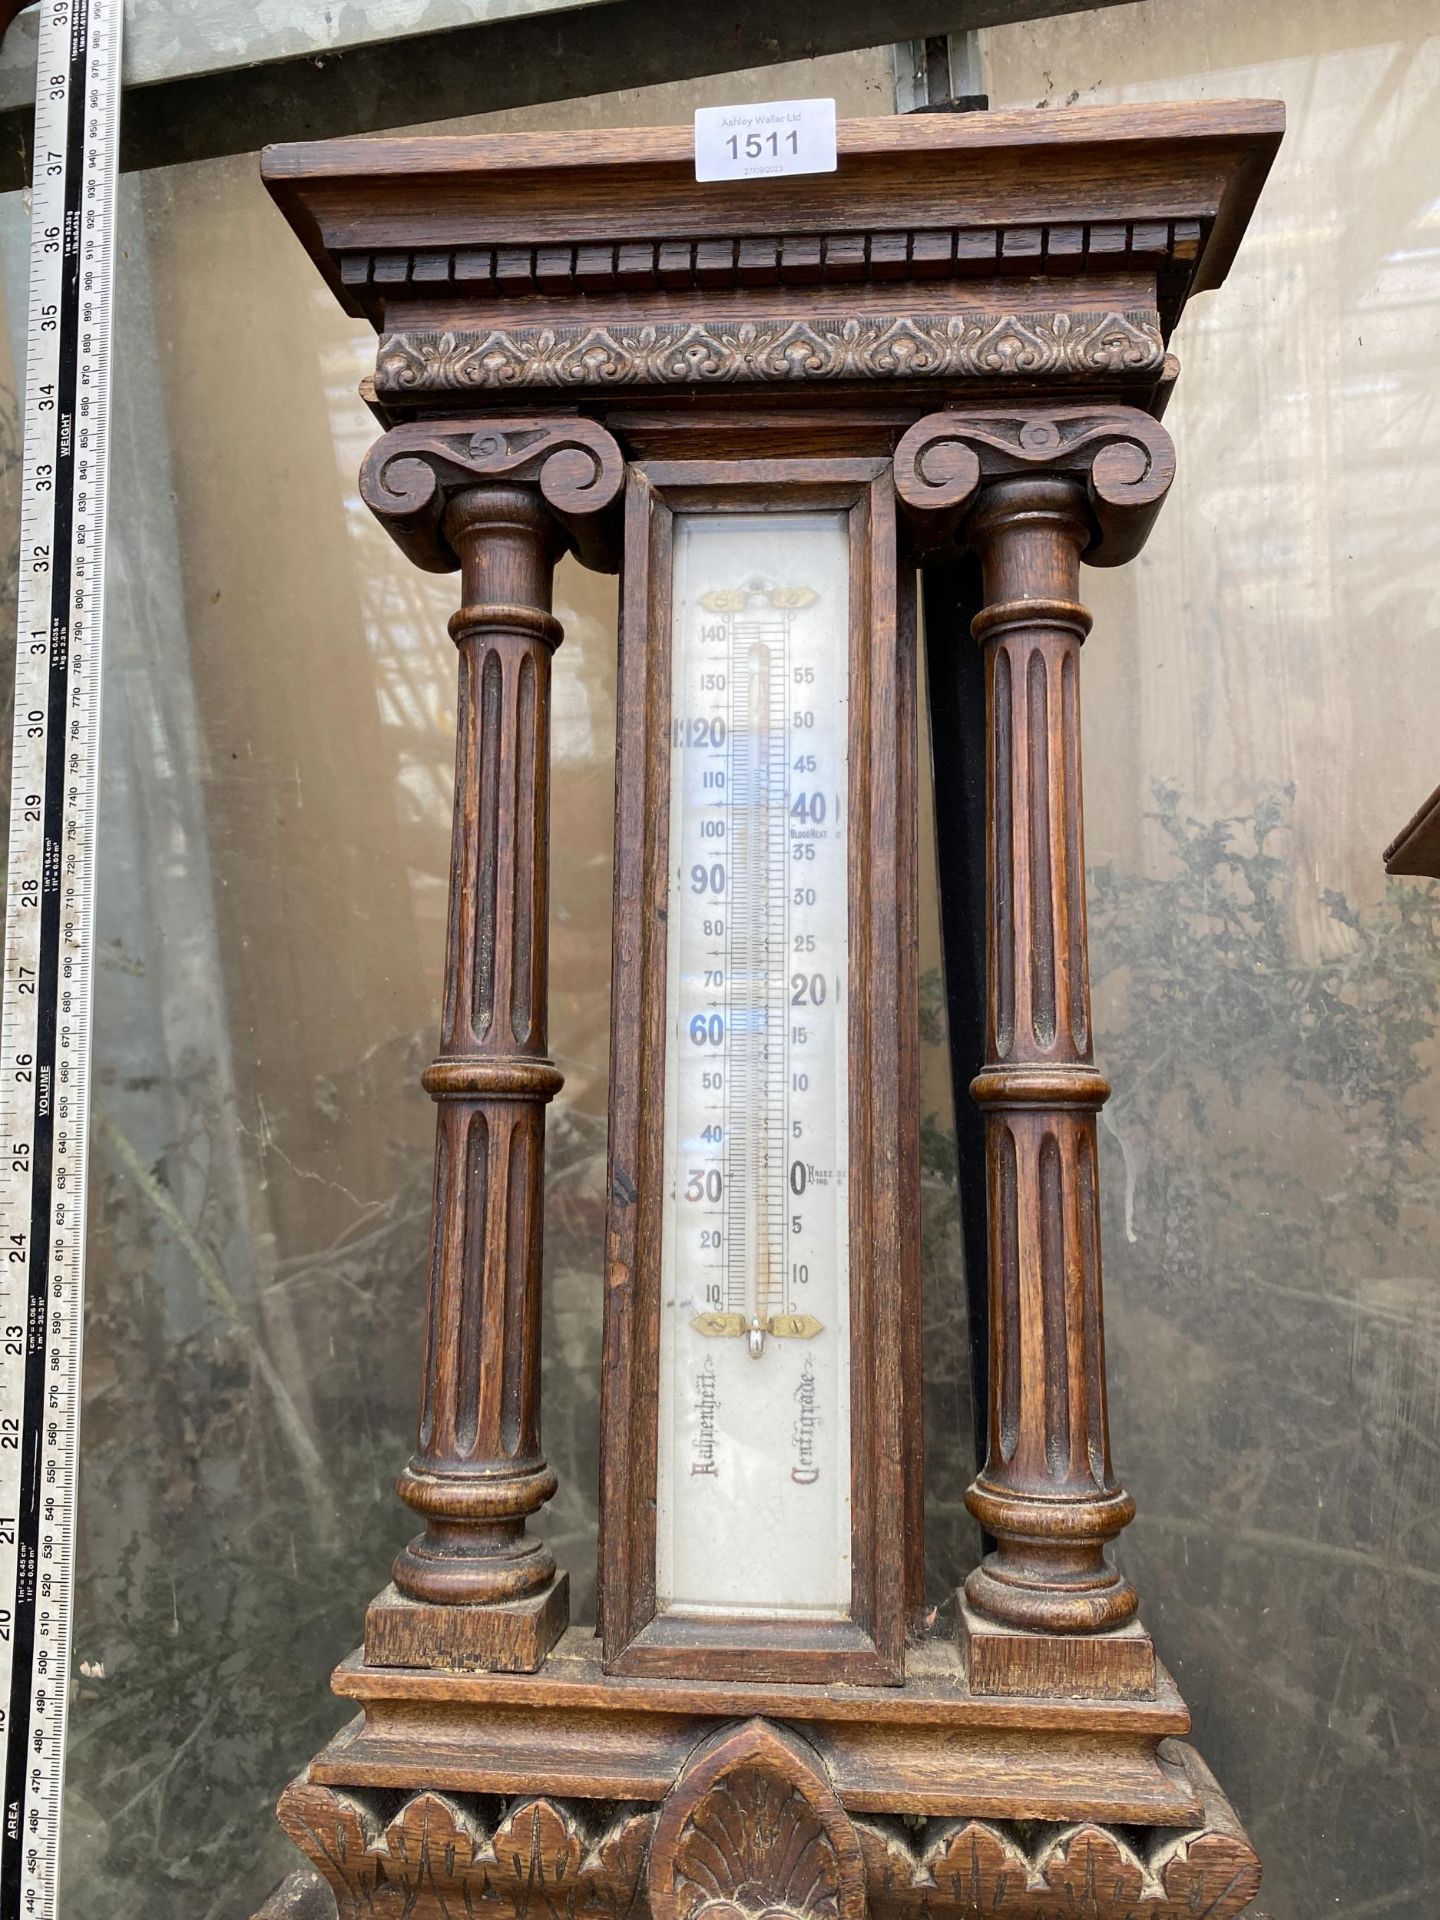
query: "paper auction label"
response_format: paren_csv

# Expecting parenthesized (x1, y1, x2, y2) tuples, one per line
(694, 98, 837, 182)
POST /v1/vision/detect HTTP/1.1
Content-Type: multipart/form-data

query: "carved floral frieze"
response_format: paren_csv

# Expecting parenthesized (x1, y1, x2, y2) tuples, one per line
(373, 310, 1166, 396)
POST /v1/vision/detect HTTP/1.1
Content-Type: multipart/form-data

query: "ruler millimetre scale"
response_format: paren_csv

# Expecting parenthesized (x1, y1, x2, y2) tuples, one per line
(0, 0, 122, 1912)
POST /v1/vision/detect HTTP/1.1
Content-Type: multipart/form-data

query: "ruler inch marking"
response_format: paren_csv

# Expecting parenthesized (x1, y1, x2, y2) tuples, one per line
(0, 2, 121, 1915)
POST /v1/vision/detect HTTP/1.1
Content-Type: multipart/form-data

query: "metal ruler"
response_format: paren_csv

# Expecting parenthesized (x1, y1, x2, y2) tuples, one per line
(0, 0, 122, 1912)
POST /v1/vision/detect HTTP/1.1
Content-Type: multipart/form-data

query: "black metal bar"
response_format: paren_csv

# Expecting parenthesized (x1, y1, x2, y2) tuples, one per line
(0, 0, 1135, 190)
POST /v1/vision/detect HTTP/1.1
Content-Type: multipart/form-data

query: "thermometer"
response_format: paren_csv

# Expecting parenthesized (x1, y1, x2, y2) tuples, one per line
(656, 511, 852, 1620)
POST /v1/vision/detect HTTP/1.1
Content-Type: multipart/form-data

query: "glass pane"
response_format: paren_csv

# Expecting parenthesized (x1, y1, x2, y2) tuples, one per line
(977, 8, 1440, 1914)
(657, 510, 851, 1619)
(0, 50, 900, 1917)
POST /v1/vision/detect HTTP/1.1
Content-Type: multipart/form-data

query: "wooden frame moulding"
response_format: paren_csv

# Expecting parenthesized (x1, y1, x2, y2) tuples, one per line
(599, 458, 919, 1685)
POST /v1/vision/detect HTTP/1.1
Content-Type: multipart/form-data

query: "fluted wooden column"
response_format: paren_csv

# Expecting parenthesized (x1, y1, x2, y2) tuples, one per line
(961, 475, 1137, 1642)
(357, 418, 623, 1671)
(895, 408, 1174, 1697)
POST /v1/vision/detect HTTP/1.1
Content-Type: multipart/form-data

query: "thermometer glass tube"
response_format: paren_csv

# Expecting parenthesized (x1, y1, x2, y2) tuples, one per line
(656, 511, 852, 1619)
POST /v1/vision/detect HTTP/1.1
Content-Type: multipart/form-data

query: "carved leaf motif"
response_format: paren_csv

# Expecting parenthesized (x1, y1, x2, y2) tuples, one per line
(1153, 1825, 1264, 1917)
(278, 1782, 385, 1910)
(379, 1793, 488, 1915)
(854, 1821, 918, 1911)
(491, 1796, 588, 1899)
(852, 1810, 1264, 1920)
(277, 1781, 657, 1920)
(591, 1809, 663, 1920)
(924, 1818, 1036, 1912)
(274, 1762, 1260, 1920)
(649, 1722, 865, 1920)
(1038, 1823, 1147, 1914)
(678, 1769, 835, 1917)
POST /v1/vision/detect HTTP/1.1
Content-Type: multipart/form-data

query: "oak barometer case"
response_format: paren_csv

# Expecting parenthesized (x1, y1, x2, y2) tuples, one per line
(257, 100, 1283, 1920)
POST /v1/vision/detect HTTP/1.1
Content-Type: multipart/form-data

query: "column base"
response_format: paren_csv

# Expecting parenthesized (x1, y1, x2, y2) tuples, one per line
(364, 1571, 568, 1672)
(959, 1595, 1157, 1698)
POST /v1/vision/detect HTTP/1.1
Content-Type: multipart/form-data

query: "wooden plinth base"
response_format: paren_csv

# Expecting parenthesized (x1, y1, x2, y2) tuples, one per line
(273, 1728, 1262, 1920)
(310, 1628, 1197, 1825)
(363, 1572, 569, 1672)
(266, 1631, 1266, 1919)
(959, 1596, 1158, 1698)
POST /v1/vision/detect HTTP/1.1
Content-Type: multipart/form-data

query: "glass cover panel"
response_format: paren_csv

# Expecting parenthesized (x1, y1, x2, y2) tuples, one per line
(0, 44, 898, 1918)
(656, 510, 852, 1618)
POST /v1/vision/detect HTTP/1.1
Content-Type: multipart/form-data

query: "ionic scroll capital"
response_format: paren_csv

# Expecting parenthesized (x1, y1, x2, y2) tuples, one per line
(359, 415, 625, 574)
(894, 404, 1175, 567)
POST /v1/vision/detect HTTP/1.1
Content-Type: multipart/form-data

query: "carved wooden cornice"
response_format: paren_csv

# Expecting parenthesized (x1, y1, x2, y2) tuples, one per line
(894, 405, 1176, 566)
(357, 416, 625, 573)
(263, 102, 1283, 423)
(373, 309, 1167, 400)
(341, 216, 1204, 328)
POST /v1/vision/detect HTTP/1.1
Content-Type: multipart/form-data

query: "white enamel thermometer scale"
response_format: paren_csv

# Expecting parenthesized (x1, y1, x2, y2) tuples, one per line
(656, 511, 852, 1622)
